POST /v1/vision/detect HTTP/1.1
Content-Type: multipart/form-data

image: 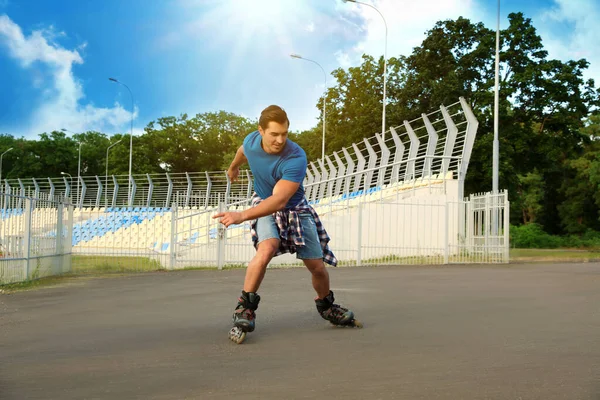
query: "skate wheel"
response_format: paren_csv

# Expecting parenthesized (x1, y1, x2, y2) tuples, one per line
(352, 319, 363, 328)
(228, 326, 247, 344)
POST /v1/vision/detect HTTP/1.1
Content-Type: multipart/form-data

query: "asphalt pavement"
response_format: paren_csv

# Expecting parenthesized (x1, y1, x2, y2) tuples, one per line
(1, 263, 599, 399)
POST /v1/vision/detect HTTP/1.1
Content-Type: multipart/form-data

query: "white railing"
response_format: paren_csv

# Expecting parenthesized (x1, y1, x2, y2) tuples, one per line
(0, 194, 73, 285)
(169, 189, 509, 269)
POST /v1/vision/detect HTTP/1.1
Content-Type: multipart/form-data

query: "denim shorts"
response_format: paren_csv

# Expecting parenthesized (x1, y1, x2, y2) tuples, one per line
(255, 213, 324, 260)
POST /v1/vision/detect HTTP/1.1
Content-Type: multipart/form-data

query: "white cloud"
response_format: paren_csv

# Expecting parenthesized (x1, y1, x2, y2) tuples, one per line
(335, 0, 481, 64)
(335, 50, 352, 69)
(537, 0, 600, 84)
(0, 14, 136, 136)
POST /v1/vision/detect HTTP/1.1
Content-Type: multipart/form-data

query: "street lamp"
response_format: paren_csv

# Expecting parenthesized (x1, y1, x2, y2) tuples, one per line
(0, 147, 13, 208)
(291, 54, 327, 160)
(109, 77, 135, 206)
(61, 128, 82, 207)
(60, 172, 73, 200)
(342, 0, 388, 140)
(493, 0, 500, 195)
(105, 139, 123, 208)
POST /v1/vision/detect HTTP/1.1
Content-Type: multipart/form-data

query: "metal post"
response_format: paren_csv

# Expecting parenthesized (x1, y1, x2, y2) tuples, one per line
(444, 202, 449, 264)
(55, 203, 63, 273)
(65, 202, 73, 273)
(169, 202, 177, 270)
(105, 139, 123, 208)
(493, 0, 500, 195)
(357, 202, 363, 266)
(363, 138, 377, 190)
(389, 127, 405, 185)
(146, 173, 153, 208)
(166, 173, 173, 208)
(95, 176, 102, 208)
(375, 133, 390, 187)
(404, 120, 419, 181)
(245, 170, 253, 200)
(129, 175, 137, 208)
(224, 171, 230, 207)
(204, 172, 212, 208)
(78, 176, 86, 209)
(48, 177, 55, 202)
(216, 194, 226, 270)
(504, 193, 510, 263)
(111, 176, 119, 208)
(492, 0, 501, 239)
(352, 143, 365, 193)
(23, 198, 32, 280)
(77, 142, 81, 207)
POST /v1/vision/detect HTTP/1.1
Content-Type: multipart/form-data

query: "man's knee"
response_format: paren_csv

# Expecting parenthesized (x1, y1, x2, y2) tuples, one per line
(256, 239, 279, 261)
(304, 259, 327, 276)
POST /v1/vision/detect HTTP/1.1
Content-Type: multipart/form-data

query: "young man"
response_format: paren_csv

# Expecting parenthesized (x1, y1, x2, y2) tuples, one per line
(213, 105, 360, 342)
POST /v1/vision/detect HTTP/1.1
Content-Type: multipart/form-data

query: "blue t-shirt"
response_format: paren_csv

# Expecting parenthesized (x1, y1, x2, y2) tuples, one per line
(243, 130, 307, 209)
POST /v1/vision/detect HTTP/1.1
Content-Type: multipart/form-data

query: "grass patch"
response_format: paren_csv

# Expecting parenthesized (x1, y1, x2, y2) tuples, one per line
(509, 248, 600, 261)
(71, 255, 163, 274)
(0, 274, 78, 292)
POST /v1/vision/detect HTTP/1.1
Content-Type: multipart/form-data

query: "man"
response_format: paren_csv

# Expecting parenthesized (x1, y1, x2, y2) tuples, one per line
(213, 105, 361, 342)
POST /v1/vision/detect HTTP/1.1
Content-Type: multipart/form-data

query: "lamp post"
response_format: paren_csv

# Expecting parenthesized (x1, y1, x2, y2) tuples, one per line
(342, 0, 388, 139)
(61, 128, 82, 206)
(109, 77, 134, 206)
(60, 172, 73, 200)
(493, 0, 500, 195)
(105, 139, 123, 208)
(291, 54, 327, 160)
(0, 147, 13, 209)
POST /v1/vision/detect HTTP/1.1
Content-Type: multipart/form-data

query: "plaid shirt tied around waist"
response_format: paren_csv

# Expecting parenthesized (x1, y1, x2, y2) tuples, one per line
(249, 194, 338, 267)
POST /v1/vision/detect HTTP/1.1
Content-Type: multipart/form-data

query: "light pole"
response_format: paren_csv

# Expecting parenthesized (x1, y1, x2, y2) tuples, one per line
(109, 77, 135, 206)
(61, 172, 73, 200)
(291, 54, 327, 160)
(105, 139, 123, 208)
(493, 0, 500, 195)
(61, 128, 82, 206)
(342, 0, 388, 140)
(0, 147, 13, 209)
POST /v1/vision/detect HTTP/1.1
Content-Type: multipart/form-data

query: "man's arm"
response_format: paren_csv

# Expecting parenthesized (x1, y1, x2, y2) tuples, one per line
(230, 145, 247, 169)
(213, 179, 299, 227)
(227, 146, 247, 182)
(241, 179, 299, 220)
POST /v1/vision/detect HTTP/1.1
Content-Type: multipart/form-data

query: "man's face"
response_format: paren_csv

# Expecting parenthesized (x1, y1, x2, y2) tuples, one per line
(259, 121, 289, 154)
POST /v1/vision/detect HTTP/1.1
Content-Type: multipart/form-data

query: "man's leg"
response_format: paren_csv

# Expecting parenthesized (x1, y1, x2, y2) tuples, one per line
(303, 258, 355, 326)
(303, 258, 330, 299)
(243, 238, 279, 292)
(232, 216, 279, 332)
(297, 214, 356, 326)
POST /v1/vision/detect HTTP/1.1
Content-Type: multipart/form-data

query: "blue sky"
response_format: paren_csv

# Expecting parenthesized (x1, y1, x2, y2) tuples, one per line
(0, 0, 598, 139)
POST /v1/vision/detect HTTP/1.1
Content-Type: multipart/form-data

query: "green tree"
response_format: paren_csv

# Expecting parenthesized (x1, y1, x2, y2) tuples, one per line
(516, 169, 544, 224)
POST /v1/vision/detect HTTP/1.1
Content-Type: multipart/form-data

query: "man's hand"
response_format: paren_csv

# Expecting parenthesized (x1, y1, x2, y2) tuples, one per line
(213, 211, 245, 228)
(227, 167, 240, 183)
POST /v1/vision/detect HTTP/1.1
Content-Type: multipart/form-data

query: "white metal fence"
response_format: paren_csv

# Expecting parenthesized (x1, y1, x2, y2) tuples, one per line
(0, 189, 509, 285)
(0, 194, 73, 285)
(170, 189, 509, 269)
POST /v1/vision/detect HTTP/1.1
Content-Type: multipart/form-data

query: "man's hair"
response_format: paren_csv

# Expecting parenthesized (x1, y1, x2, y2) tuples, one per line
(259, 105, 289, 130)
